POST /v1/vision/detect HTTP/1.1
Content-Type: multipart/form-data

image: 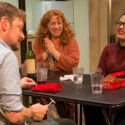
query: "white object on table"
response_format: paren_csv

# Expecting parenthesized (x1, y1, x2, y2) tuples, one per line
(59, 75, 74, 81)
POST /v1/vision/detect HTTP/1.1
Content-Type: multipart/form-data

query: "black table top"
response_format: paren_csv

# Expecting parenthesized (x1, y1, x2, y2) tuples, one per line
(22, 71, 125, 109)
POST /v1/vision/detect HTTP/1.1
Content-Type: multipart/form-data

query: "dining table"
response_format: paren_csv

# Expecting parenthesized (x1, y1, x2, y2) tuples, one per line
(22, 70, 125, 125)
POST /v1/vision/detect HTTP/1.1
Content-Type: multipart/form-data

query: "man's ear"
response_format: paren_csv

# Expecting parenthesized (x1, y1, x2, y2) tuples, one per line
(0, 16, 9, 31)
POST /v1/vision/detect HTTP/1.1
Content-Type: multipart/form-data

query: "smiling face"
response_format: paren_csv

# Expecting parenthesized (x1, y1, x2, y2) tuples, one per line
(48, 15, 63, 39)
(116, 15, 125, 46)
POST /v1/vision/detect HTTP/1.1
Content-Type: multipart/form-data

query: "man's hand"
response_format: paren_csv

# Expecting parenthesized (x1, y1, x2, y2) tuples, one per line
(30, 103, 48, 121)
(20, 77, 37, 88)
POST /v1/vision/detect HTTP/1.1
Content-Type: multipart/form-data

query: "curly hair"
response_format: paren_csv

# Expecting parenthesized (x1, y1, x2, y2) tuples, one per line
(35, 9, 75, 48)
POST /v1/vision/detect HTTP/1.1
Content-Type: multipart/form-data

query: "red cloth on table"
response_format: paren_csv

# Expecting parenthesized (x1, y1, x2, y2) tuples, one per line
(102, 71, 125, 90)
(32, 83, 63, 93)
(110, 71, 125, 77)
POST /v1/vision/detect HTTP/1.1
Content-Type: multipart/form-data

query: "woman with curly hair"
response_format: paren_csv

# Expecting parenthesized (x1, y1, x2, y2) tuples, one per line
(32, 10, 80, 120)
(32, 9, 80, 71)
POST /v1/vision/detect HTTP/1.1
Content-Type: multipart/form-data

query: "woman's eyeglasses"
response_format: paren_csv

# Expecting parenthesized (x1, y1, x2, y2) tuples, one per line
(116, 21, 125, 28)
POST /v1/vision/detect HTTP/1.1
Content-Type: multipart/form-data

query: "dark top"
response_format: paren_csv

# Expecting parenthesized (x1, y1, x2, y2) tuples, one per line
(98, 43, 125, 76)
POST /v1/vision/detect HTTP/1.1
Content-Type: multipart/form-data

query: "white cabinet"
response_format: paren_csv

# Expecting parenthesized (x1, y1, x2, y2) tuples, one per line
(32, 1, 74, 32)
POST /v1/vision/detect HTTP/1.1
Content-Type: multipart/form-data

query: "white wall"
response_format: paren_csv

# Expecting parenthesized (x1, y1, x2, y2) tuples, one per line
(26, 0, 41, 32)
(74, 0, 89, 73)
(0, 0, 18, 7)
